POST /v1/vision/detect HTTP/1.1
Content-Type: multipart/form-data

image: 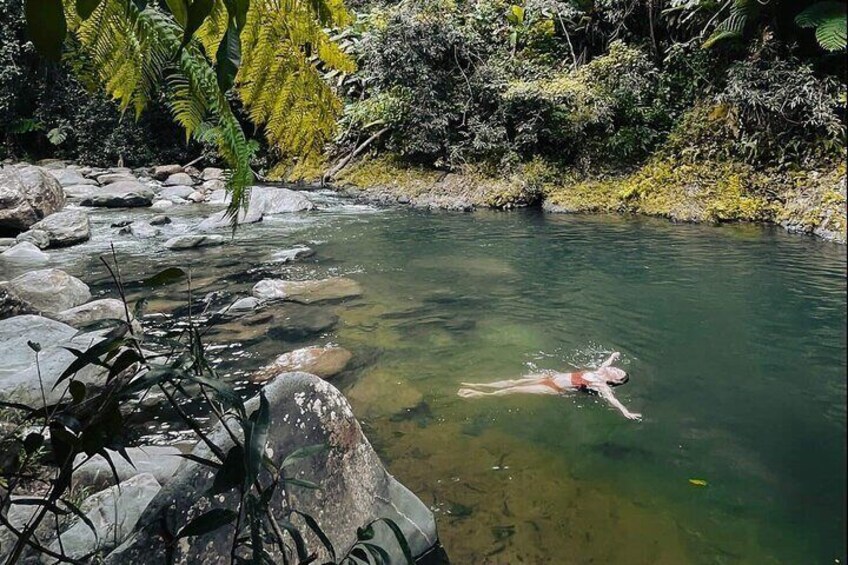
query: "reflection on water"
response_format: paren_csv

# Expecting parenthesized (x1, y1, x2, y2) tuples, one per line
(2, 192, 845, 564)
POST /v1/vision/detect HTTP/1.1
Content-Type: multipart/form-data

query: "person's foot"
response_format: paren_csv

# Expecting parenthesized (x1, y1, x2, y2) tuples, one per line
(457, 388, 483, 398)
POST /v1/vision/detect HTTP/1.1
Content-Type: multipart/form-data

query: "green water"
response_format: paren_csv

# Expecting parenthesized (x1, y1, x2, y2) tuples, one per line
(9, 193, 845, 564)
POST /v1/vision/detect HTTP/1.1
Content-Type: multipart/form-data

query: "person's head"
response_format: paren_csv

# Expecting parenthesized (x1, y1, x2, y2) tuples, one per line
(598, 366, 628, 386)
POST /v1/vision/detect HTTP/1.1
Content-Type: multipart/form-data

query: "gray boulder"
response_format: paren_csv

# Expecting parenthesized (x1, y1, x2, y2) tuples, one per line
(201, 167, 224, 180)
(55, 298, 128, 328)
(152, 164, 183, 180)
(159, 185, 194, 200)
(0, 315, 108, 404)
(80, 181, 153, 208)
(103, 373, 438, 564)
(48, 168, 97, 187)
(186, 190, 205, 203)
(0, 166, 65, 234)
(15, 228, 50, 249)
(253, 277, 362, 304)
(201, 179, 225, 193)
(97, 173, 138, 185)
(252, 345, 352, 382)
(164, 234, 225, 250)
(48, 473, 162, 561)
(0, 288, 38, 320)
(227, 296, 260, 312)
(29, 209, 91, 247)
(150, 200, 174, 210)
(195, 207, 262, 232)
(129, 221, 159, 239)
(209, 186, 314, 215)
(163, 172, 194, 186)
(149, 214, 171, 226)
(74, 446, 185, 489)
(6, 268, 90, 313)
(63, 184, 97, 200)
(1, 241, 48, 263)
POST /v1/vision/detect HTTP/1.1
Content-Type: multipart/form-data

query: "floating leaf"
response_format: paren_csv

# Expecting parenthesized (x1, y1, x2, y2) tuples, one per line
(688, 479, 708, 487)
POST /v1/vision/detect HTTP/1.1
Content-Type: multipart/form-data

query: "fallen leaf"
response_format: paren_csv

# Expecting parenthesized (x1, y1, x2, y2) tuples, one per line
(688, 479, 708, 487)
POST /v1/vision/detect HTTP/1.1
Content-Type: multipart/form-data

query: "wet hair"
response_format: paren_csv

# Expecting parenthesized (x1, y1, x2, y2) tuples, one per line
(602, 367, 628, 387)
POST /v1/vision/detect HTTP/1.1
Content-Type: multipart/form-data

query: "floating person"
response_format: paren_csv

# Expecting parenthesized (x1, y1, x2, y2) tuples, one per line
(457, 352, 642, 421)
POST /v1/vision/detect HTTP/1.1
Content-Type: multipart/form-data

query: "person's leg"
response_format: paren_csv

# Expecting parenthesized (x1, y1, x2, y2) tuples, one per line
(460, 373, 548, 389)
(458, 384, 559, 398)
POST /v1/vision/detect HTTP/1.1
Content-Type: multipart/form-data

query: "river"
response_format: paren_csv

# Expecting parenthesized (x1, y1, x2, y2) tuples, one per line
(2, 190, 845, 564)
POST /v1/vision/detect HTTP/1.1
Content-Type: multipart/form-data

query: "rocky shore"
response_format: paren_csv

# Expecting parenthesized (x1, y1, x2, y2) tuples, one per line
(0, 160, 441, 563)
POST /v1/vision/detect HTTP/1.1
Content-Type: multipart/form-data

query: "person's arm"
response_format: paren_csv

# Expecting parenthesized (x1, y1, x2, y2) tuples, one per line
(597, 385, 641, 420)
(600, 352, 621, 368)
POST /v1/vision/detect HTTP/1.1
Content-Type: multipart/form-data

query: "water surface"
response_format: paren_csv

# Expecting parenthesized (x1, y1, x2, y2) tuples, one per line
(3, 193, 845, 564)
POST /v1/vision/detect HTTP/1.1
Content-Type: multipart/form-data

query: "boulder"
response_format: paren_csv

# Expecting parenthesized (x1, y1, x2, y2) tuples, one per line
(0, 241, 48, 263)
(5, 268, 90, 313)
(163, 172, 194, 186)
(252, 345, 352, 382)
(0, 288, 38, 320)
(129, 221, 159, 239)
(80, 181, 154, 208)
(152, 164, 183, 180)
(253, 277, 362, 304)
(29, 209, 91, 247)
(164, 234, 225, 250)
(48, 168, 97, 187)
(159, 185, 194, 200)
(227, 296, 260, 312)
(201, 167, 224, 181)
(102, 373, 438, 564)
(15, 228, 50, 249)
(64, 184, 97, 200)
(149, 214, 171, 226)
(74, 446, 186, 489)
(270, 246, 314, 263)
(150, 200, 174, 210)
(0, 315, 109, 404)
(265, 304, 339, 341)
(54, 298, 128, 328)
(0, 166, 65, 234)
(201, 179, 225, 193)
(97, 173, 138, 185)
(186, 190, 205, 203)
(209, 186, 314, 214)
(48, 473, 162, 561)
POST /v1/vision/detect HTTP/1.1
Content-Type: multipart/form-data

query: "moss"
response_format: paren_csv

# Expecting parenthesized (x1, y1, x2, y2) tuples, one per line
(338, 155, 441, 194)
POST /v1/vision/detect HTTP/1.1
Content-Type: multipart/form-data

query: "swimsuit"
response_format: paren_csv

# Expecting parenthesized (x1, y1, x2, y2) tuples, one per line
(540, 371, 596, 393)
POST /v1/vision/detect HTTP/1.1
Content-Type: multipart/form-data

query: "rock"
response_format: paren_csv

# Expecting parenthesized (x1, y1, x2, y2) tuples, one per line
(80, 181, 154, 208)
(201, 167, 224, 180)
(195, 207, 262, 231)
(163, 172, 194, 186)
(200, 179, 225, 193)
(227, 296, 260, 312)
(265, 304, 339, 341)
(15, 228, 50, 248)
(252, 345, 352, 382)
(206, 188, 227, 204)
(64, 183, 97, 200)
(0, 288, 38, 320)
(102, 373, 438, 565)
(111, 220, 133, 228)
(74, 446, 185, 489)
(163, 234, 225, 250)
(0, 315, 109, 404)
(48, 168, 97, 187)
(158, 185, 194, 200)
(186, 190, 205, 203)
(270, 246, 314, 263)
(0, 166, 65, 234)
(48, 473, 162, 561)
(184, 165, 201, 178)
(97, 172, 138, 185)
(0, 241, 49, 263)
(210, 186, 315, 214)
(253, 277, 362, 304)
(6, 268, 90, 313)
(152, 164, 183, 180)
(55, 298, 128, 328)
(129, 221, 159, 239)
(29, 209, 91, 247)
(149, 214, 171, 226)
(150, 200, 174, 210)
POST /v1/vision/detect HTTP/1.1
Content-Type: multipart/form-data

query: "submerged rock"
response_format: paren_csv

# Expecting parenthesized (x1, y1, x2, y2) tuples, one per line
(6, 268, 90, 313)
(29, 209, 91, 247)
(270, 246, 314, 263)
(80, 181, 154, 208)
(164, 234, 225, 250)
(252, 345, 352, 382)
(48, 473, 161, 561)
(253, 277, 362, 304)
(149, 214, 171, 226)
(0, 241, 49, 263)
(102, 373, 439, 564)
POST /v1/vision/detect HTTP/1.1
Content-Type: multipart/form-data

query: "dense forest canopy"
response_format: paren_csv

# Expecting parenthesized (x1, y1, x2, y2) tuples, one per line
(2, 0, 846, 191)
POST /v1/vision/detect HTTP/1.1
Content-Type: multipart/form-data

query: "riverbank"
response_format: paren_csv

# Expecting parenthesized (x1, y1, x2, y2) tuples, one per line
(320, 155, 847, 244)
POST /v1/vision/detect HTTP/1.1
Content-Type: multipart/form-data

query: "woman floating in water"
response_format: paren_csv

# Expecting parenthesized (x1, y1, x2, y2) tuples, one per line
(457, 352, 642, 421)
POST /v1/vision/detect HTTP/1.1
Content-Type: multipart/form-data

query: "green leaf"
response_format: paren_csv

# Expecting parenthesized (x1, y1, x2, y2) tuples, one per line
(283, 477, 319, 490)
(281, 444, 326, 468)
(177, 508, 238, 538)
(796, 2, 847, 51)
(688, 478, 708, 487)
(165, 0, 188, 26)
(215, 20, 241, 92)
(23, 432, 44, 455)
(184, 0, 214, 46)
(372, 518, 414, 564)
(209, 445, 245, 494)
(24, 0, 67, 61)
(69, 380, 86, 404)
(276, 517, 310, 561)
(292, 510, 336, 560)
(142, 267, 187, 288)
(815, 13, 847, 51)
(223, 0, 248, 29)
(244, 391, 271, 485)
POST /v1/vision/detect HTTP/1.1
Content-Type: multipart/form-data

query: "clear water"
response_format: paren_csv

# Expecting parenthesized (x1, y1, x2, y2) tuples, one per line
(3, 191, 845, 564)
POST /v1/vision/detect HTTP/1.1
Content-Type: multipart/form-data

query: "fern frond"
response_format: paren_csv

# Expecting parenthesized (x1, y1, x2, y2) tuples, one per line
(796, 2, 847, 51)
(703, 0, 760, 48)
